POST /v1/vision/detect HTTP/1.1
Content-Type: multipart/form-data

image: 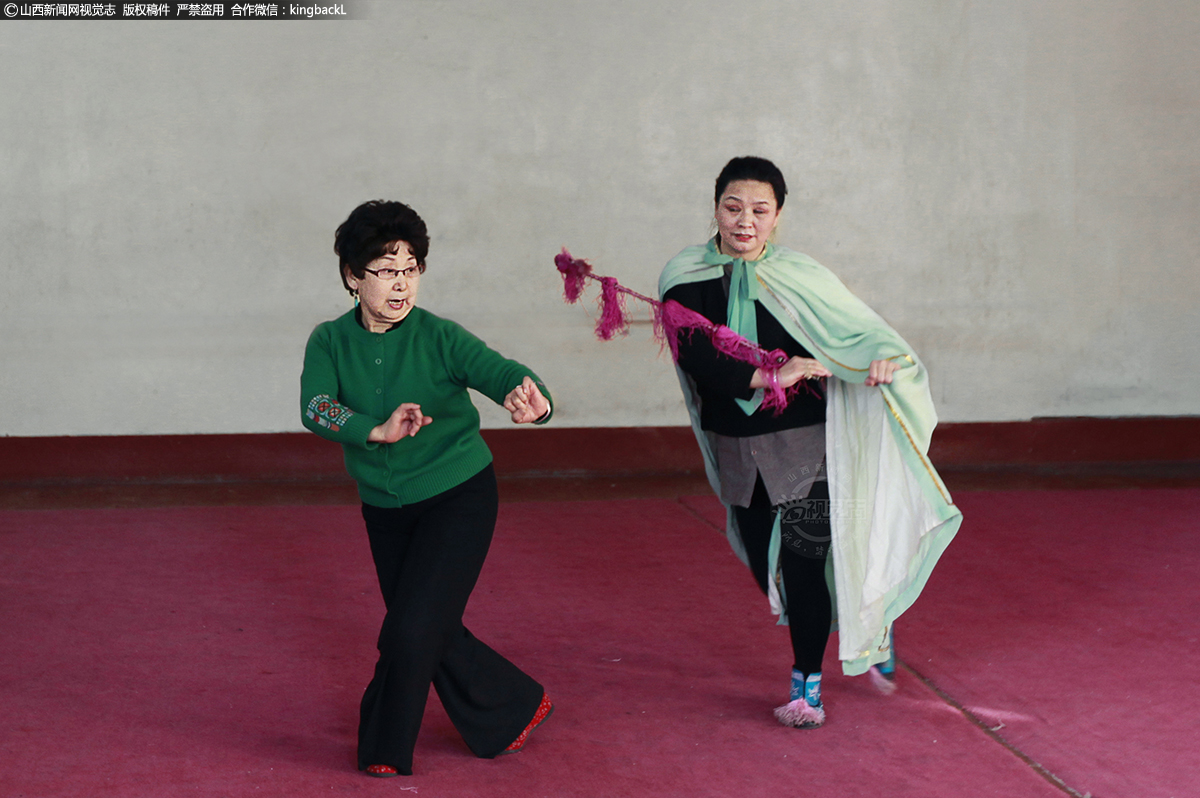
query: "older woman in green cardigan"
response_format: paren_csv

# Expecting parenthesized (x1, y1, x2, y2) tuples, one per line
(301, 200, 553, 777)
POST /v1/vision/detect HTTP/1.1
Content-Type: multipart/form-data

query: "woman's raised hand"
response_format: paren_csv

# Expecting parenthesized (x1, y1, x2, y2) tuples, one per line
(369, 402, 433, 443)
(504, 376, 550, 424)
(864, 359, 902, 386)
(751, 356, 831, 391)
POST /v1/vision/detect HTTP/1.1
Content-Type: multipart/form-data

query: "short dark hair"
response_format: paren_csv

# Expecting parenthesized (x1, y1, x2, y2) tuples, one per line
(713, 156, 787, 210)
(334, 200, 429, 295)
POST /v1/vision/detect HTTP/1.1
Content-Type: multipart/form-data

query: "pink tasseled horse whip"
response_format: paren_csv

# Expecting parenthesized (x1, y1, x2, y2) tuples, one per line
(554, 248, 812, 413)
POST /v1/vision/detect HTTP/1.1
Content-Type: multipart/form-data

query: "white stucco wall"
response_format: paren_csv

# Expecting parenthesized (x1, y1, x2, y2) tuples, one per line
(1, 1, 1197, 436)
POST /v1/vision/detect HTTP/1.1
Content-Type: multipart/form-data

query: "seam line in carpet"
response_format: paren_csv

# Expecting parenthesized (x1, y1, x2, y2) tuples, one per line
(902, 661, 1094, 798)
(675, 497, 724, 532)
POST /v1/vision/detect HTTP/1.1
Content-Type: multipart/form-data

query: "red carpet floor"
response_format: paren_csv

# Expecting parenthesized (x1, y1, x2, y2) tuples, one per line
(900, 489, 1200, 798)
(1, 489, 1195, 797)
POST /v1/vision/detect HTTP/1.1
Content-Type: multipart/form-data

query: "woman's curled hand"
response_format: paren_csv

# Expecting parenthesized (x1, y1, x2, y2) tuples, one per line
(504, 376, 550, 424)
(751, 356, 831, 391)
(864, 359, 902, 386)
(369, 403, 433, 443)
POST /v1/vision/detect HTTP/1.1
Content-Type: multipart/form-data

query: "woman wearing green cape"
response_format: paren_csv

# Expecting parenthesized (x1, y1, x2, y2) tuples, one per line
(659, 156, 962, 728)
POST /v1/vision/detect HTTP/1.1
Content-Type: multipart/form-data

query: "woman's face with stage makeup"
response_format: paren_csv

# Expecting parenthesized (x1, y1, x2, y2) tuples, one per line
(715, 179, 781, 262)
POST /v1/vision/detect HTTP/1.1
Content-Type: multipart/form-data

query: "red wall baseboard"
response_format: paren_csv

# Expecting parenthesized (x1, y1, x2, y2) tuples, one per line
(0, 427, 705, 485)
(929, 416, 1200, 465)
(1, 417, 1197, 486)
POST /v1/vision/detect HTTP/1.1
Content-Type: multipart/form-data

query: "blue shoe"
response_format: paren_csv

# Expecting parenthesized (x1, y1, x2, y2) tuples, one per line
(775, 698, 825, 728)
(869, 629, 897, 694)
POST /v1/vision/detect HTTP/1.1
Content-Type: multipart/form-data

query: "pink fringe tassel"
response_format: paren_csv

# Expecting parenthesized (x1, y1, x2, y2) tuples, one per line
(658, 299, 798, 412)
(595, 276, 629, 340)
(556, 248, 817, 414)
(656, 298, 709, 361)
(554, 248, 592, 304)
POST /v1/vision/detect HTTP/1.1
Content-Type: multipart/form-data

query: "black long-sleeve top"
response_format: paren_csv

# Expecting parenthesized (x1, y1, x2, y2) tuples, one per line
(664, 276, 826, 437)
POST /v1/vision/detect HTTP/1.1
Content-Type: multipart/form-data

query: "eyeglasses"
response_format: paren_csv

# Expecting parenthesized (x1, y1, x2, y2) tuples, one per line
(363, 265, 421, 281)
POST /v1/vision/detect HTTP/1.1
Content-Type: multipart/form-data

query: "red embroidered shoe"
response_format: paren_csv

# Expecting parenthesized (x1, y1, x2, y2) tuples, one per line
(502, 693, 554, 754)
(364, 764, 399, 778)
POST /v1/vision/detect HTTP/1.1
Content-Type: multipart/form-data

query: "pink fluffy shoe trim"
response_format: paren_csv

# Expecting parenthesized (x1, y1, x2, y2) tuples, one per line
(774, 699, 826, 729)
(869, 665, 898, 695)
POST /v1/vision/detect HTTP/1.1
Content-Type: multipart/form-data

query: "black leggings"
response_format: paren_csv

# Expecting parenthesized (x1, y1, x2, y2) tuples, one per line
(357, 465, 542, 774)
(734, 475, 832, 676)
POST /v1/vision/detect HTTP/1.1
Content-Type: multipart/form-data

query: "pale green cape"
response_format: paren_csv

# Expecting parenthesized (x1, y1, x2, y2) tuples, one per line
(659, 241, 962, 675)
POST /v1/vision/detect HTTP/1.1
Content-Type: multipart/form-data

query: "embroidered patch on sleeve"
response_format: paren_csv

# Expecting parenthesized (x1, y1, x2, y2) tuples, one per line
(306, 394, 352, 432)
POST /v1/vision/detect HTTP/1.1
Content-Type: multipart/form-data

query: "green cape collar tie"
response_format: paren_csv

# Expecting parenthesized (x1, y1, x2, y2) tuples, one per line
(704, 239, 776, 414)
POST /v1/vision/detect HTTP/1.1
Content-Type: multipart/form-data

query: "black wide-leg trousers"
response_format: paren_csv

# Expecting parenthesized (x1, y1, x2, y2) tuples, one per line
(734, 475, 832, 677)
(357, 464, 543, 775)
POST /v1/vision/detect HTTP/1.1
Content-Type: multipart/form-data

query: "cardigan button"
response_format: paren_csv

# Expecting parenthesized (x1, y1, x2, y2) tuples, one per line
(375, 358, 382, 365)
(376, 389, 382, 394)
